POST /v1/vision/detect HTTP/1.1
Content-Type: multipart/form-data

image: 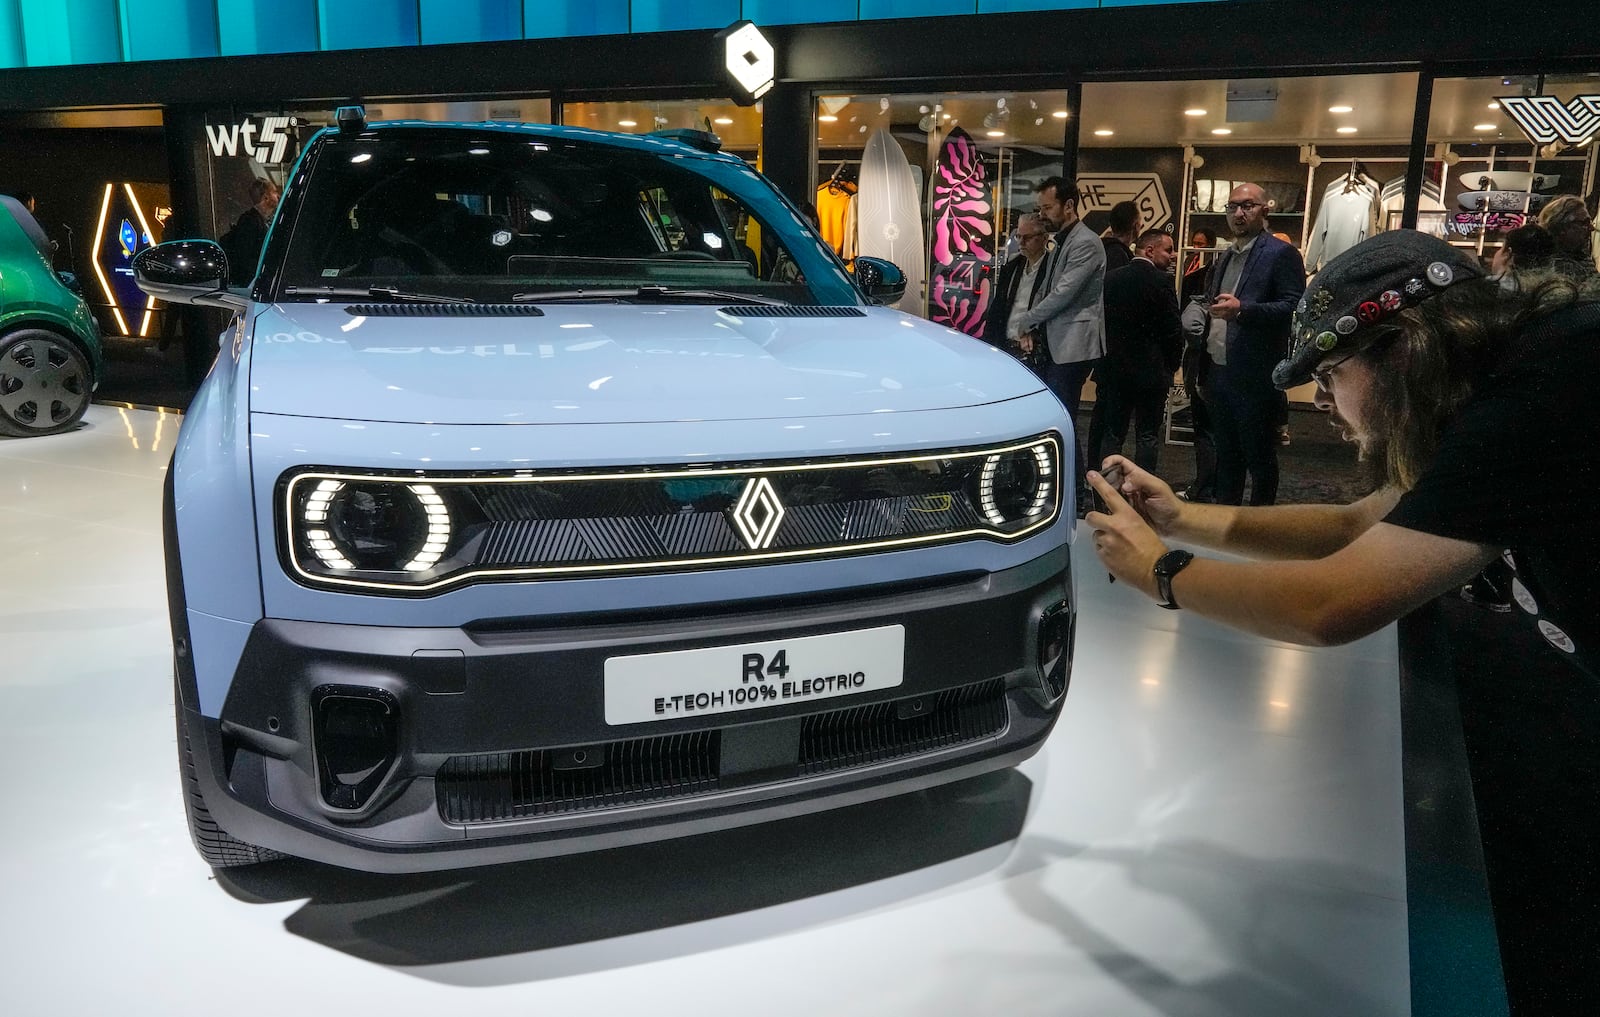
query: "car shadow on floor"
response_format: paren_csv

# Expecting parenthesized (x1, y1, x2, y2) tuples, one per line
(215, 767, 1032, 980)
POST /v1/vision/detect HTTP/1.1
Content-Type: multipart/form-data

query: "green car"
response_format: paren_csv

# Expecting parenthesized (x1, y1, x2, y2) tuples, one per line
(0, 195, 103, 437)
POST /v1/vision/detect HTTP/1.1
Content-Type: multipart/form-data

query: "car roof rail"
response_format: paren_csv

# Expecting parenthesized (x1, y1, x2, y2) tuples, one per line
(649, 128, 722, 154)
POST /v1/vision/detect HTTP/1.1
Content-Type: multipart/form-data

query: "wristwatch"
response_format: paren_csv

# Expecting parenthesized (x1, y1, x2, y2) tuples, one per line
(1153, 549, 1196, 610)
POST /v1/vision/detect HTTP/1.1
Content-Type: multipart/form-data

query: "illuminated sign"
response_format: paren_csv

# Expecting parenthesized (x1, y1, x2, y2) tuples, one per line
(1076, 173, 1173, 232)
(91, 183, 161, 338)
(205, 115, 295, 164)
(1497, 94, 1600, 146)
(717, 21, 775, 107)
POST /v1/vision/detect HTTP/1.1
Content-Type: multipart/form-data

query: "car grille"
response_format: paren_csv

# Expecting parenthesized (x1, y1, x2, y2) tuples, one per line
(433, 678, 1010, 824)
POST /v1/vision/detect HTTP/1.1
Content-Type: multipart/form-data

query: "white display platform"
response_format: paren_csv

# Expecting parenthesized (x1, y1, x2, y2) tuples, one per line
(0, 405, 1408, 1016)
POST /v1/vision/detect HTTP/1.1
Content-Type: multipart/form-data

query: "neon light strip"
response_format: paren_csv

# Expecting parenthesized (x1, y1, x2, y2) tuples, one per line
(90, 184, 130, 336)
(124, 184, 159, 337)
(282, 436, 1063, 594)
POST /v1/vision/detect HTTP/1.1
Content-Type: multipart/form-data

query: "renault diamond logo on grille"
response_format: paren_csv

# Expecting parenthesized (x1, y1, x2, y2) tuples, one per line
(731, 477, 785, 550)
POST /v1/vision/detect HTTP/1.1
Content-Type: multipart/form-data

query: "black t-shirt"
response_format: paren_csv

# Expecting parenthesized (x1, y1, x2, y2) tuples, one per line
(1384, 302, 1600, 679)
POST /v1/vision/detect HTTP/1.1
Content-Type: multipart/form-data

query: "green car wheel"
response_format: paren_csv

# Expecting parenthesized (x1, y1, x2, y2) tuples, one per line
(0, 328, 94, 437)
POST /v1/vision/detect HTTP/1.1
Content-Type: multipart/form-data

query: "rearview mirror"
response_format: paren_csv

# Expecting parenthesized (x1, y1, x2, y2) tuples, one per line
(133, 241, 249, 311)
(853, 256, 907, 305)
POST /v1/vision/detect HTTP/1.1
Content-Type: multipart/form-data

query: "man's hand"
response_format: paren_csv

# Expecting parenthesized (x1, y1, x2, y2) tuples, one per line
(1209, 292, 1242, 321)
(1084, 470, 1169, 597)
(1096, 454, 1185, 537)
(1016, 330, 1036, 355)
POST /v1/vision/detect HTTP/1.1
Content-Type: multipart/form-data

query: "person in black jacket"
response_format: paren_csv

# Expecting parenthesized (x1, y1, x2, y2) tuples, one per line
(219, 178, 280, 286)
(1093, 228, 1184, 472)
(1100, 200, 1141, 272)
(982, 213, 1051, 374)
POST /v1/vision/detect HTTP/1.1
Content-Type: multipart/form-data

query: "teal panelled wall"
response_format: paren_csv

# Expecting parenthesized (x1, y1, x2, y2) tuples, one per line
(217, 0, 317, 56)
(421, 0, 521, 45)
(121, 0, 218, 61)
(0, 0, 1228, 68)
(0, 0, 23, 66)
(522, 0, 629, 38)
(18, 0, 121, 67)
(318, 0, 416, 50)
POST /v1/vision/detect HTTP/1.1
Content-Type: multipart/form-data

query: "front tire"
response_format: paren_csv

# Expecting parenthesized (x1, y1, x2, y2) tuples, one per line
(0, 328, 92, 437)
(176, 695, 286, 869)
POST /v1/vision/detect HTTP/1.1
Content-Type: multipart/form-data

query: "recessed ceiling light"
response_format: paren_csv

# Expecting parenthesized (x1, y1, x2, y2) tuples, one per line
(1473, 123, 1497, 131)
(714, 117, 733, 125)
(1052, 110, 1068, 119)
(1328, 105, 1354, 114)
(1093, 129, 1114, 137)
(943, 114, 952, 120)
(1211, 127, 1233, 135)
(1184, 108, 1207, 117)
(617, 119, 636, 127)
(1336, 126, 1358, 134)
(986, 130, 1005, 138)
(1487, 101, 1501, 109)
(818, 114, 838, 123)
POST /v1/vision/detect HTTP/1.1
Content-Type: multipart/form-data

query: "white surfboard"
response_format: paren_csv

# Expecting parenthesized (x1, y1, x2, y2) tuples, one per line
(855, 129, 926, 315)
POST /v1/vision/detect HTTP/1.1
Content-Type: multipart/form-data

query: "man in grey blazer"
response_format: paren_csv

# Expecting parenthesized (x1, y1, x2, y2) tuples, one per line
(1014, 176, 1108, 503)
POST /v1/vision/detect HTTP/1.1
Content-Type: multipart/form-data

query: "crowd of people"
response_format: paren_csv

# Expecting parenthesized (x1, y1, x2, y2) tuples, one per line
(983, 176, 1599, 1011)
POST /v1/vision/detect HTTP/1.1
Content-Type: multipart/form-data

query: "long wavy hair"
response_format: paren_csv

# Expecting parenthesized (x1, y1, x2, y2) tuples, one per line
(1362, 272, 1586, 490)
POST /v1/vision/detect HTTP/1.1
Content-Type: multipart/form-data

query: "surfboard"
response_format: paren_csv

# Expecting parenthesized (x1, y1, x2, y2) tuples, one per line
(927, 126, 994, 338)
(855, 128, 925, 314)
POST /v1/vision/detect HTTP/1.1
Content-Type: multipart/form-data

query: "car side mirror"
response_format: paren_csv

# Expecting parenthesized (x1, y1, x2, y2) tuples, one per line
(853, 256, 907, 305)
(133, 240, 249, 311)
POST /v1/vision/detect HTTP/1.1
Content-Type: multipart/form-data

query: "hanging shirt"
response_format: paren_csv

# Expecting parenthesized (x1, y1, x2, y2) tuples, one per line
(1306, 183, 1378, 273)
(816, 181, 856, 256)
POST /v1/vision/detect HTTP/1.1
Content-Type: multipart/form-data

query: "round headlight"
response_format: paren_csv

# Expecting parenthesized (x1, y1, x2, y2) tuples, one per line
(978, 443, 1055, 527)
(299, 480, 451, 574)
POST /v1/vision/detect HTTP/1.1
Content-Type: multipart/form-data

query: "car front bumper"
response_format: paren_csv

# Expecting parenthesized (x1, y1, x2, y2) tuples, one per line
(177, 549, 1074, 872)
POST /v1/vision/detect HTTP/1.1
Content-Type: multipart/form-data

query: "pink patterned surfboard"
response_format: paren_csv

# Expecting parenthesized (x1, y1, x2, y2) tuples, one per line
(928, 127, 994, 338)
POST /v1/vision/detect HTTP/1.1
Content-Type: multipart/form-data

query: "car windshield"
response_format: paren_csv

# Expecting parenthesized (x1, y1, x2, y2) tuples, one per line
(275, 131, 834, 305)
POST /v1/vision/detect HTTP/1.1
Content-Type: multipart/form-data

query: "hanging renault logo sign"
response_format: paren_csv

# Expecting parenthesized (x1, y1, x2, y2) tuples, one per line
(1497, 94, 1600, 145)
(718, 21, 775, 106)
(731, 477, 785, 549)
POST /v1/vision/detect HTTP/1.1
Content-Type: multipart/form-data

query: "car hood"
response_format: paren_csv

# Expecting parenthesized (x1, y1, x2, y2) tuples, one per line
(245, 303, 1042, 424)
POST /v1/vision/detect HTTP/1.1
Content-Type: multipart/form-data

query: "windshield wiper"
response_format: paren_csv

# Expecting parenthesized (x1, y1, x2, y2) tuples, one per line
(512, 285, 786, 306)
(282, 285, 474, 305)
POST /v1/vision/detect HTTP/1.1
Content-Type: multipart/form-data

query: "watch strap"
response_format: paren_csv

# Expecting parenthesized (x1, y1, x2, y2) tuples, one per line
(1154, 550, 1196, 610)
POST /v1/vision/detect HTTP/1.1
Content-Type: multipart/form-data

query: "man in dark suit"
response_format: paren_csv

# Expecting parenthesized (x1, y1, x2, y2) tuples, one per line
(1094, 229, 1184, 473)
(1200, 182, 1306, 505)
(983, 213, 1051, 375)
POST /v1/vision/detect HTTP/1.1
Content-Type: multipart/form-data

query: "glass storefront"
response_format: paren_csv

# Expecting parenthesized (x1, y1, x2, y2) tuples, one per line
(810, 89, 1067, 332)
(561, 99, 762, 163)
(1426, 73, 1600, 261)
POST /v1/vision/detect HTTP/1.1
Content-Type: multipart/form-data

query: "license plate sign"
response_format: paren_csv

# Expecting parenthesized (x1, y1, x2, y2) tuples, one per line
(604, 625, 905, 725)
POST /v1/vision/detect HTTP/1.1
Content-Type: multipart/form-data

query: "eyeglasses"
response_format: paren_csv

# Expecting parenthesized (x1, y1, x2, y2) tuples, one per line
(1223, 200, 1266, 213)
(1017, 232, 1048, 241)
(1311, 347, 1362, 389)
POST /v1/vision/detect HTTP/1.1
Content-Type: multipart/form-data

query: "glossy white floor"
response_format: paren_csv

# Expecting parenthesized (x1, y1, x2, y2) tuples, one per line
(0, 405, 1408, 1016)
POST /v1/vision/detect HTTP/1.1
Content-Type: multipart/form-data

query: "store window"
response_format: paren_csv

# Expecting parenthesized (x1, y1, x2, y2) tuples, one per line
(1080, 72, 1420, 405)
(561, 99, 762, 163)
(1426, 73, 1600, 264)
(812, 89, 1068, 334)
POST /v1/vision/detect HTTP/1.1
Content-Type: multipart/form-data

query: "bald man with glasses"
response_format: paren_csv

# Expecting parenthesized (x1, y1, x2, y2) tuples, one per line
(1196, 182, 1305, 506)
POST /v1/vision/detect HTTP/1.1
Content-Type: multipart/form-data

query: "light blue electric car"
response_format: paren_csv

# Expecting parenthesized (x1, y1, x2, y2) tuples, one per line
(136, 108, 1077, 872)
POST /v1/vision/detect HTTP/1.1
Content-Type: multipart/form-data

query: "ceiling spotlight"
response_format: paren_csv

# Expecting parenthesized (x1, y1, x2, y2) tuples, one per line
(714, 116, 733, 125)
(818, 114, 838, 122)
(1093, 129, 1114, 137)
(1487, 102, 1501, 109)
(1328, 105, 1354, 114)
(1211, 127, 1233, 135)
(1336, 126, 1358, 134)
(1184, 108, 1207, 116)
(986, 130, 1005, 138)
(1052, 110, 1068, 119)
(618, 119, 636, 127)
(1473, 123, 1497, 131)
